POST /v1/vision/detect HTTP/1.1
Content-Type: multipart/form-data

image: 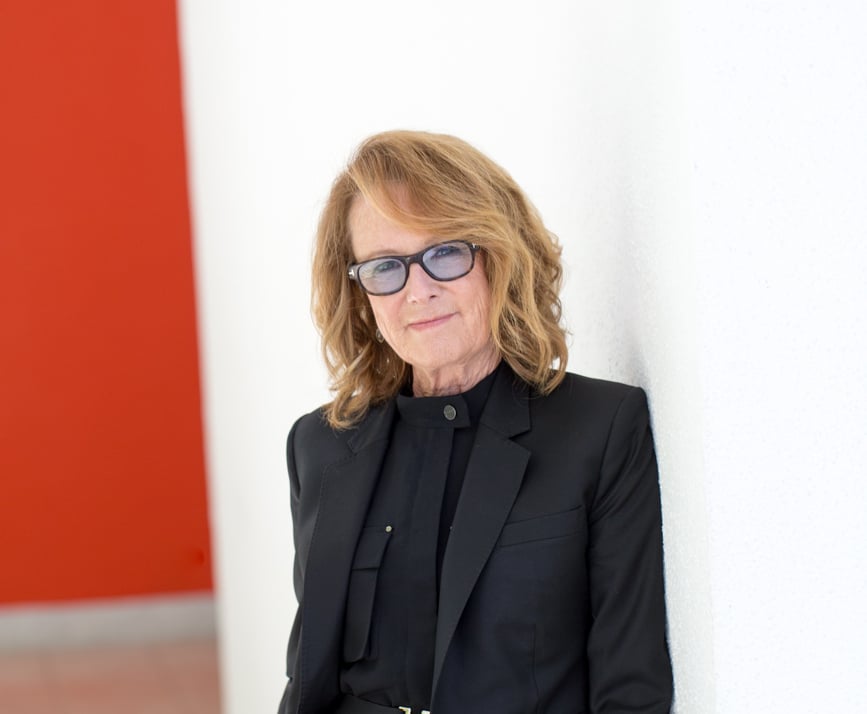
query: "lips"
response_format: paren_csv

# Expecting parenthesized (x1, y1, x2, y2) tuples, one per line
(407, 313, 454, 330)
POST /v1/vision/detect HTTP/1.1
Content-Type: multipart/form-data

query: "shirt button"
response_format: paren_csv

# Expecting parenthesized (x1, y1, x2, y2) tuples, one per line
(385, 525, 393, 533)
(443, 404, 457, 421)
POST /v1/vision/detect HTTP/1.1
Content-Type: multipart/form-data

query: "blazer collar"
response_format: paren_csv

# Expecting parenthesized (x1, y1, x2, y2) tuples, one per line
(478, 361, 532, 437)
(347, 398, 397, 453)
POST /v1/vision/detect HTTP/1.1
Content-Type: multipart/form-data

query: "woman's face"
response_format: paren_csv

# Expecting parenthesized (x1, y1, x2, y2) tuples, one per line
(348, 194, 499, 395)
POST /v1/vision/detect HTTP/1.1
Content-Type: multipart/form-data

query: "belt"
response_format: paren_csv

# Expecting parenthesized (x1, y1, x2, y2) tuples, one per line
(335, 694, 430, 714)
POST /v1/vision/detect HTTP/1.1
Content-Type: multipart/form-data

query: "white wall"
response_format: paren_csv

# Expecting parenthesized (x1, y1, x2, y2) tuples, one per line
(686, 4, 867, 711)
(178, 1, 867, 712)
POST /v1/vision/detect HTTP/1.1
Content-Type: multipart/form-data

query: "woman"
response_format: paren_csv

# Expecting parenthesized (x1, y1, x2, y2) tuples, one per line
(279, 131, 673, 714)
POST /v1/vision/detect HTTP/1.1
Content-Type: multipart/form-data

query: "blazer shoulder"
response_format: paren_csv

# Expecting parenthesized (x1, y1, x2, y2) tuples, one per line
(287, 400, 396, 476)
(520, 371, 649, 449)
(561, 370, 642, 394)
(550, 371, 647, 414)
(290, 405, 334, 444)
(287, 406, 351, 478)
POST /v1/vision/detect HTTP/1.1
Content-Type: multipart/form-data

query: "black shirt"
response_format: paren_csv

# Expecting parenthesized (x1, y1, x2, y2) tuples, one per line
(339, 367, 498, 712)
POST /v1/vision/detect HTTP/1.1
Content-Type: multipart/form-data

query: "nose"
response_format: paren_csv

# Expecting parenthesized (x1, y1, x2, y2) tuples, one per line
(403, 262, 439, 303)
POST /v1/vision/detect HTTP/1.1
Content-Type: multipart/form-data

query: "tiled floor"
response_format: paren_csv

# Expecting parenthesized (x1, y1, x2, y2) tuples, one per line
(0, 637, 221, 714)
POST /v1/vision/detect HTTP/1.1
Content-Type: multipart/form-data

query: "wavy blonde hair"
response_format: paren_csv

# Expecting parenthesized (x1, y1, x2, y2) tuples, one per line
(312, 130, 568, 429)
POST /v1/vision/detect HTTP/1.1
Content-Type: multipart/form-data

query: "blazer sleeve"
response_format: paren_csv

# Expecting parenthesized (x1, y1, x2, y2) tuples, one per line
(278, 417, 304, 714)
(586, 387, 673, 713)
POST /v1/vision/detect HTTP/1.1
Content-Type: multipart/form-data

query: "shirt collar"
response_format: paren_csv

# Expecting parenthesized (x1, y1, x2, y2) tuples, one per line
(396, 363, 500, 429)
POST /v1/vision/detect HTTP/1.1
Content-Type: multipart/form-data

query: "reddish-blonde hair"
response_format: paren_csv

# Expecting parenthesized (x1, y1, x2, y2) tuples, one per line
(312, 130, 567, 428)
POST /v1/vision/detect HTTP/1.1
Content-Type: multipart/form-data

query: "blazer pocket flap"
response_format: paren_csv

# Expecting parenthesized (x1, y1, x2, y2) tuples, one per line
(344, 526, 392, 662)
(498, 507, 583, 547)
(352, 526, 392, 569)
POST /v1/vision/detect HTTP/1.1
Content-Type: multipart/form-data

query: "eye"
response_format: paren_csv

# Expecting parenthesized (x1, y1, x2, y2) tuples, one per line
(429, 243, 463, 260)
(370, 258, 403, 275)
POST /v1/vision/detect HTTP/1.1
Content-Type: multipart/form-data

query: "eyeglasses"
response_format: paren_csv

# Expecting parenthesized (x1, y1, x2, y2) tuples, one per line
(348, 240, 480, 296)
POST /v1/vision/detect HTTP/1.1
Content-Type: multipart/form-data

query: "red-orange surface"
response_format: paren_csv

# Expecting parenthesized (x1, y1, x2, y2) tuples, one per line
(0, 1, 213, 603)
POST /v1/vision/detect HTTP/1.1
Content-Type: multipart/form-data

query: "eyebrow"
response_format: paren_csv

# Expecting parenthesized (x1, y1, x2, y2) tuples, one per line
(354, 239, 447, 263)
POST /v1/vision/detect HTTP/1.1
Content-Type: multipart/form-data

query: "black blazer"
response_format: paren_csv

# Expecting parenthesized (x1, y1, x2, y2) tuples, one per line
(279, 366, 673, 714)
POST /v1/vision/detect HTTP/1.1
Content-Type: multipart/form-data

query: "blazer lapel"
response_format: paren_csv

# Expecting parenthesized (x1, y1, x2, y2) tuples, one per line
(432, 367, 532, 696)
(299, 401, 395, 713)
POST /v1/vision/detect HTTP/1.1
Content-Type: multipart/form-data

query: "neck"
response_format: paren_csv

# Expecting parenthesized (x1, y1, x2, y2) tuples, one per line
(411, 350, 501, 397)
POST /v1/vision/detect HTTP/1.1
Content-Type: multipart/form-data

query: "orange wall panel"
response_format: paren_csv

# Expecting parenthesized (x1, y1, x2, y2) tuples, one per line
(0, 1, 212, 603)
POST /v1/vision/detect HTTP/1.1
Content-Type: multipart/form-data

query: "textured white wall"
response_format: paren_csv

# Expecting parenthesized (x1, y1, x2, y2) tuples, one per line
(686, 4, 867, 711)
(179, 1, 867, 712)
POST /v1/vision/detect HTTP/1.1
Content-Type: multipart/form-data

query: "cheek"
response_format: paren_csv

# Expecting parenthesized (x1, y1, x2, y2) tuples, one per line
(367, 297, 399, 336)
(472, 306, 494, 347)
(467, 283, 493, 335)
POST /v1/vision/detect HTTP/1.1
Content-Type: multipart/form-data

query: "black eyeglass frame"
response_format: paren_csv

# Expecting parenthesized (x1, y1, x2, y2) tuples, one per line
(347, 240, 481, 296)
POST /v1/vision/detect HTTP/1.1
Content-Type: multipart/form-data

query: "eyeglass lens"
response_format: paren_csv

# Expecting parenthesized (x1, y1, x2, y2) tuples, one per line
(355, 241, 475, 295)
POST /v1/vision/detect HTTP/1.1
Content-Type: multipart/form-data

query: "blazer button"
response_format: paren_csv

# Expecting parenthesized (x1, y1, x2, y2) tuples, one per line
(443, 404, 457, 420)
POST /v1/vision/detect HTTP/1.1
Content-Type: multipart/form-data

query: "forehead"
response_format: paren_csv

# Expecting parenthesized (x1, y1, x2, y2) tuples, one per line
(348, 193, 434, 260)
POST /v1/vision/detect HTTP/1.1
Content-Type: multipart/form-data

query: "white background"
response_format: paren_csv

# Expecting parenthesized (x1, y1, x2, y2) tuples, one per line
(178, 1, 867, 712)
